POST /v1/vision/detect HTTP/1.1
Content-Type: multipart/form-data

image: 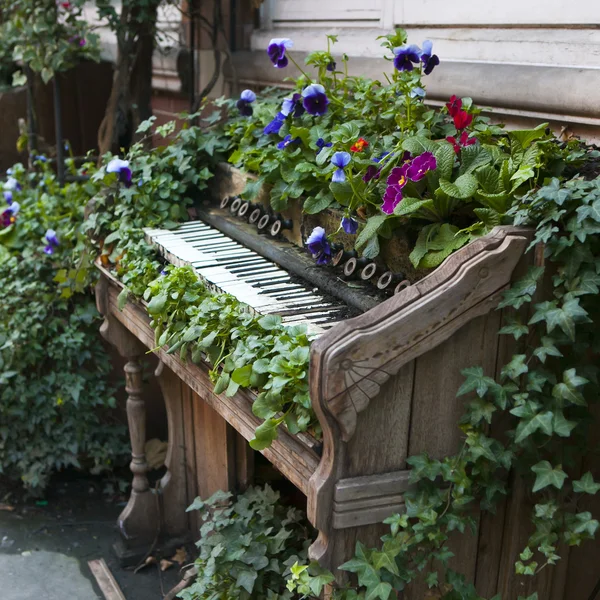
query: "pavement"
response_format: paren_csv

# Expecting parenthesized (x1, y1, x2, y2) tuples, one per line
(0, 474, 183, 600)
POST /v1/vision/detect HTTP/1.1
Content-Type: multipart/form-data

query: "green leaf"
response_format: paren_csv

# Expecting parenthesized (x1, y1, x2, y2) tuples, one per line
(147, 292, 168, 315)
(402, 136, 437, 156)
(258, 314, 282, 331)
(573, 472, 600, 495)
(433, 141, 456, 180)
(117, 287, 129, 311)
(365, 582, 392, 600)
(531, 461, 568, 492)
(231, 365, 253, 387)
(439, 174, 479, 199)
(355, 215, 387, 250)
(303, 193, 334, 214)
(250, 418, 279, 450)
(501, 354, 528, 381)
(329, 182, 353, 206)
(236, 568, 258, 594)
(458, 366, 496, 397)
(514, 410, 554, 443)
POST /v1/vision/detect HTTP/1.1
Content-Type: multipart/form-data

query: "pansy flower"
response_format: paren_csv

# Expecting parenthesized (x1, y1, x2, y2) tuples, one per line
(381, 164, 409, 214)
(236, 89, 256, 116)
(1, 202, 19, 228)
(4, 177, 21, 191)
(316, 138, 332, 155)
(44, 229, 60, 255)
(106, 158, 132, 187)
(281, 93, 305, 118)
(363, 151, 396, 183)
(263, 112, 286, 135)
(350, 138, 369, 153)
(453, 110, 473, 130)
(410, 87, 426, 99)
(267, 38, 293, 68)
(331, 152, 351, 183)
(277, 135, 300, 150)
(407, 151, 437, 182)
(301, 84, 329, 116)
(446, 131, 477, 154)
(306, 226, 332, 265)
(341, 216, 358, 235)
(3, 190, 12, 204)
(420, 40, 440, 75)
(393, 44, 421, 72)
(446, 95, 462, 117)
(326, 61, 336, 72)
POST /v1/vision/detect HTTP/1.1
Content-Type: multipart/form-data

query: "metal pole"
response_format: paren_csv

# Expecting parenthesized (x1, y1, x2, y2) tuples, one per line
(189, 0, 196, 113)
(53, 76, 65, 186)
(25, 67, 38, 157)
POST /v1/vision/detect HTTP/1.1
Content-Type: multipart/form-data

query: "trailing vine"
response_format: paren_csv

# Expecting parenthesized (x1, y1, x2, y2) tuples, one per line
(287, 174, 600, 599)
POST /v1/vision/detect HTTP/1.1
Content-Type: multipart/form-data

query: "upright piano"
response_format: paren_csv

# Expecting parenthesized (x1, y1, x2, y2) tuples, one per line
(95, 164, 573, 597)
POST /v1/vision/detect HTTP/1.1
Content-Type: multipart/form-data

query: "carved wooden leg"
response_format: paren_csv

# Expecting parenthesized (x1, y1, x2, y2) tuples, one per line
(117, 358, 160, 545)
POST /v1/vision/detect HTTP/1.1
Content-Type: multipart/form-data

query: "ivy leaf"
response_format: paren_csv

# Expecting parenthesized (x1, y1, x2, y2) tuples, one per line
(552, 368, 588, 406)
(371, 548, 400, 576)
(573, 472, 600, 495)
(501, 354, 528, 381)
(533, 337, 563, 363)
(552, 411, 578, 437)
(514, 410, 553, 443)
(425, 571, 439, 589)
(365, 582, 392, 600)
(458, 366, 496, 397)
(531, 461, 568, 493)
(236, 568, 258, 594)
(499, 320, 529, 340)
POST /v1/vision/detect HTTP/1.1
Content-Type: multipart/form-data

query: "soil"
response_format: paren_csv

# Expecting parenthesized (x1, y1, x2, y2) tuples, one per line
(0, 470, 185, 600)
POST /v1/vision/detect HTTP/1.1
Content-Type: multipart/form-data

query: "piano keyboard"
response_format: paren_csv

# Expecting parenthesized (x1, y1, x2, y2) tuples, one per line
(145, 221, 352, 334)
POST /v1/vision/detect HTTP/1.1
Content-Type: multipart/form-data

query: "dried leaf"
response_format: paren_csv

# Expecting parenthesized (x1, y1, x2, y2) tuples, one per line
(0, 504, 15, 512)
(160, 559, 174, 572)
(133, 556, 157, 574)
(171, 547, 187, 565)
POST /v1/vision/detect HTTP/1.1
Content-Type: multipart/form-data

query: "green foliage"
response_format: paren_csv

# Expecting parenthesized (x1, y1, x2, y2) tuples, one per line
(180, 486, 311, 600)
(0, 160, 127, 492)
(287, 174, 600, 598)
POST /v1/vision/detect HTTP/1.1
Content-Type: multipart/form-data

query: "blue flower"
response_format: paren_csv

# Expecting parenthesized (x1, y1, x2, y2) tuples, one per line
(267, 38, 293, 68)
(160, 269, 168, 276)
(237, 89, 256, 116)
(393, 44, 421, 71)
(301, 84, 329, 116)
(263, 112, 286, 135)
(3, 190, 12, 204)
(5, 177, 21, 191)
(34, 155, 47, 162)
(331, 151, 351, 183)
(326, 61, 336, 72)
(44, 228, 59, 255)
(306, 226, 332, 265)
(341, 216, 358, 234)
(106, 158, 132, 187)
(420, 40, 440, 75)
(281, 93, 305, 118)
(277, 135, 300, 150)
(410, 87, 426, 99)
(316, 138, 332, 155)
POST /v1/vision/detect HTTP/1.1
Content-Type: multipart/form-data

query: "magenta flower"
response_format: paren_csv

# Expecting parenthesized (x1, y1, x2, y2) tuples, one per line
(306, 226, 332, 265)
(267, 38, 293, 68)
(407, 152, 437, 182)
(301, 84, 329, 116)
(420, 40, 440, 75)
(331, 152, 351, 183)
(381, 164, 410, 214)
(393, 44, 421, 72)
(106, 158, 132, 187)
(44, 229, 59, 255)
(341, 216, 358, 234)
(263, 112, 286, 135)
(236, 89, 256, 116)
(281, 93, 305, 118)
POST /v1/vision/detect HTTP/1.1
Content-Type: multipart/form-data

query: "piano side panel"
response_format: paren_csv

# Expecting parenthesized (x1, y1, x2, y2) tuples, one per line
(182, 382, 199, 534)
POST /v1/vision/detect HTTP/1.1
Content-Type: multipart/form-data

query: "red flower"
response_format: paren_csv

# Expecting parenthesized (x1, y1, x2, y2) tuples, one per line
(446, 131, 476, 154)
(453, 110, 473, 130)
(446, 95, 462, 117)
(350, 138, 369, 153)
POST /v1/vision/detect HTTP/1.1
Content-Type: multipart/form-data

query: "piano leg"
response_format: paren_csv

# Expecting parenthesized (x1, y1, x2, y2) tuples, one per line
(116, 357, 160, 553)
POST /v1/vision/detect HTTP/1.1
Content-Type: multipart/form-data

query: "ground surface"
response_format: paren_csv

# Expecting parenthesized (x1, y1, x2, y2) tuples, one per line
(0, 474, 184, 600)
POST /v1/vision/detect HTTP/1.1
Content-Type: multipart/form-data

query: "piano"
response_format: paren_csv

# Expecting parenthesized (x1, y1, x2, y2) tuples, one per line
(95, 163, 570, 597)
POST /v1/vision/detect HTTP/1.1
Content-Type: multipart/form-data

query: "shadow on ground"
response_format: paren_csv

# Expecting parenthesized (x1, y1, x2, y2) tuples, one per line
(0, 472, 185, 600)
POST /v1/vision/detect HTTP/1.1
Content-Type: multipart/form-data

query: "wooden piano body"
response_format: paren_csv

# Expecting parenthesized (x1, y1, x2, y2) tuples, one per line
(95, 173, 597, 597)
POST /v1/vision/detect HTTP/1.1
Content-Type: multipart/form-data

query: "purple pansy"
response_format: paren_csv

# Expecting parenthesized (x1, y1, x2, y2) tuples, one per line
(281, 93, 305, 118)
(106, 158, 132, 187)
(381, 164, 410, 214)
(326, 61, 336, 72)
(236, 89, 256, 116)
(362, 165, 380, 183)
(331, 152, 351, 183)
(5, 177, 21, 191)
(420, 40, 440, 75)
(393, 44, 421, 72)
(341, 216, 358, 235)
(1, 201, 19, 228)
(4, 190, 12, 204)
(301, 84, 329, 116)
(407, 151, 437, 181)
(277, 135, 300, 150)
(316, 138, 332, 155)
(306, 226, 332, 265)
(267, 38, 293, 68)
(43, 229, 59, 255)
(263, 112, 286, 135)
